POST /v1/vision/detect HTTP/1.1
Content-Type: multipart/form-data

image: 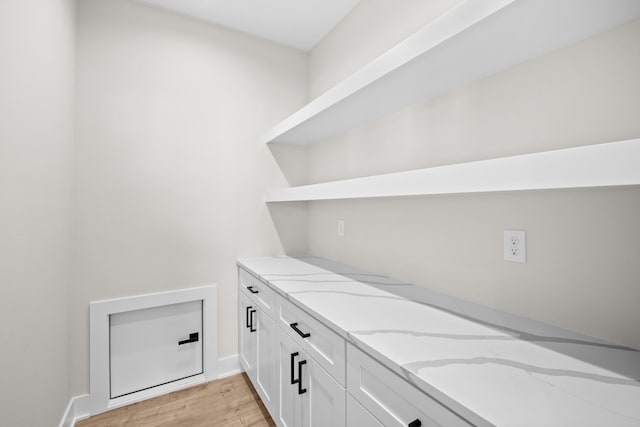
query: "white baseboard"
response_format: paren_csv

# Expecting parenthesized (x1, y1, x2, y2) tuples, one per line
(59, 394, 90, 427)
(60, 355, 242, 426)
(217, 354, 242, 379)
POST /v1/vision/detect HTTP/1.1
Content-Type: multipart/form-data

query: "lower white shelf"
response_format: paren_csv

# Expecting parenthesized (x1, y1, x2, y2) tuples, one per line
(265, 138, 640, 202)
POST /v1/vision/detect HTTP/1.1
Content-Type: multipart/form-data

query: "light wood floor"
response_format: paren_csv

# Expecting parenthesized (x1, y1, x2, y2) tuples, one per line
(76, 373, 275, 427)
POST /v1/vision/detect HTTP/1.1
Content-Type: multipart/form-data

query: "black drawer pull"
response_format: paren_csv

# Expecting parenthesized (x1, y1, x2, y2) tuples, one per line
(247, 286, 259, 294)
(249, 309, 257, 333)
(290, 322, 311, 338)
(246, 306, 253, 329)
(290, 352, 299, 385)
(178, 332, 199, 345)
(297, 360, 307, 395)
(408, 419, 422, 427)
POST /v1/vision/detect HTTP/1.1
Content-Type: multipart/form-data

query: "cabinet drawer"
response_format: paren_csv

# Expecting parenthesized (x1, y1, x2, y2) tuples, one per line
(277, 295, 346, 387)
(347, 393, 383, 427)
(347, 344, 470, 427)
(239, 267, 276, 318)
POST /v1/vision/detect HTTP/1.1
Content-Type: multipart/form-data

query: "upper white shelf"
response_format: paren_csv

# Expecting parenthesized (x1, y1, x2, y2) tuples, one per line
(265, 139, 640, 202)
(263, 0, 640, 145)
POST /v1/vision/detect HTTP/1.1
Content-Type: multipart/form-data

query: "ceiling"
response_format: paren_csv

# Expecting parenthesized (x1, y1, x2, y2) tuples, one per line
(134, 0, 360, 51)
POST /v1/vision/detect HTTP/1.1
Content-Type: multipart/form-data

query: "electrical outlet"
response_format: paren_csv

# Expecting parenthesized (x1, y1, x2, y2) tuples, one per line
(337, 219, 345, 237)
(504, 230, 526, 263)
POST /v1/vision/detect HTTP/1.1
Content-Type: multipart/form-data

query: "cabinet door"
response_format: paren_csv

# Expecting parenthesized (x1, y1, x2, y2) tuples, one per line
(347, 393, 383, 427)
(239, 291, 256, 381)
(256, 308, 277, 416)
(275, 324, 346, 427)
(304, 356, 346, 427)
(276, 327, 305, 427)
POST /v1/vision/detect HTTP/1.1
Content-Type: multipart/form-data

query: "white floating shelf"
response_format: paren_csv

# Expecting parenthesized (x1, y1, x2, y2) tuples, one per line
(265, 139, 640, 202)
(263, 0, 640, 145)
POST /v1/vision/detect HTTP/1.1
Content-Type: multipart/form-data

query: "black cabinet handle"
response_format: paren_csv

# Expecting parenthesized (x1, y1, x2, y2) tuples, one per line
(297, 360, 307, 395)
(408, 419, 422, 427)
(249, 309, 257, 333)
(290, 322, 311, 338)
(247, 286, 259, 294)
(246, 306, 253, 329)
(178, 332, 199, 345)
(290, 352, 306, 394)
(290, 352, 299, 385)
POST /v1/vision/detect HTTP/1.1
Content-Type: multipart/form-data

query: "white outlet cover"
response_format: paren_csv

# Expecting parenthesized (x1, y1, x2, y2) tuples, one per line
(337, 219, 345, 237)
(504, 230, 526, 263)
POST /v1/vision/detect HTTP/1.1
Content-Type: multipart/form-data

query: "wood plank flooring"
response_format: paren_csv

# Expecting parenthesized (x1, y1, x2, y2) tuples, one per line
(76, 374, 275, 427)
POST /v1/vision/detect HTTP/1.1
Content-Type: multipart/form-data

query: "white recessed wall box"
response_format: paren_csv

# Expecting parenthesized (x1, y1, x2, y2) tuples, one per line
(89, 286, 217, 415)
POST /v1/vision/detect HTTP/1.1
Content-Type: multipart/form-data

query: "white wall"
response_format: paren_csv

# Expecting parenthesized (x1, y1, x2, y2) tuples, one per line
(72, 0, 308, 396)
(306, 2, 640, 349)
(0, 0, 75, 424)
(309, 0, 463, 98)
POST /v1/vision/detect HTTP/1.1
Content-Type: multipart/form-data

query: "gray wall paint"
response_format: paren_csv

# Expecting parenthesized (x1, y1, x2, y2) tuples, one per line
(306, 3, 640, 349)
(0, 0, 75, 424)
(72, 0, 308, 396)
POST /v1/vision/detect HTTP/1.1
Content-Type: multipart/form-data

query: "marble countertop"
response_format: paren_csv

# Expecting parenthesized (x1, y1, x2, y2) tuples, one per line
(237, 256, 640, 427)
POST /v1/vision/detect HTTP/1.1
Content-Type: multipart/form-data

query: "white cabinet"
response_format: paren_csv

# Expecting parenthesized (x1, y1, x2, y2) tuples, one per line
(347, 394, 383, 427)
(109, 300, 203, 398)
(347, 344, 470, 427)
(306, 351, 346, 427)
(256, 305, 277, 413)
(276, 325, 346, 427)
(239, 288, 277, 415)
(241, 264, 471, 427)
(239, 290, 256, 382)
(239, 267, 276, 317)
(276, 323, 304, 427)
(276, 296, 346, 386)
(239, 265, 346, 427)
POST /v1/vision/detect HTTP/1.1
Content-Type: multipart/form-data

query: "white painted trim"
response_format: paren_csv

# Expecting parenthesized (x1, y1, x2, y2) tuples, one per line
(265, 139, 640, 202)
(89, 286, 218, 416)
(59, 396, 75, 427)
(218, 354, 243, 379)
(61, 354, 241, 427)
(59, 394, 90, 427)
(263, 0, 640, 144)
(105, 375, 206, 412)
